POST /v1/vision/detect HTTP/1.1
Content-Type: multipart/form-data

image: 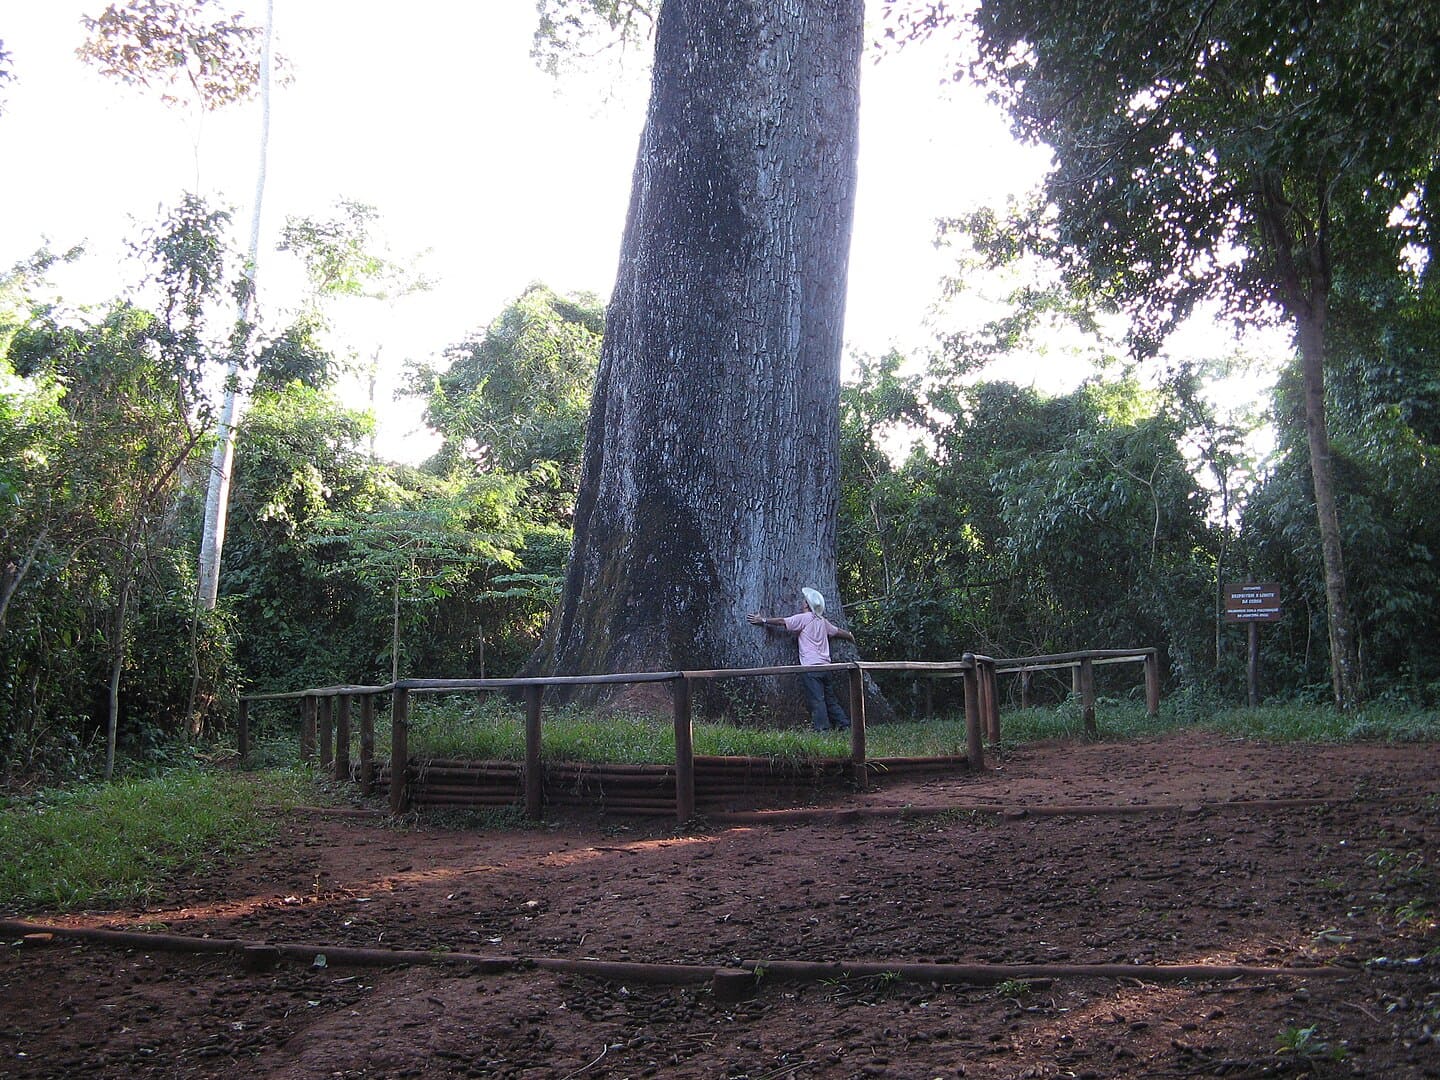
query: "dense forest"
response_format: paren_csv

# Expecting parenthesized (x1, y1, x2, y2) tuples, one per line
(2, 0, 1438, 782)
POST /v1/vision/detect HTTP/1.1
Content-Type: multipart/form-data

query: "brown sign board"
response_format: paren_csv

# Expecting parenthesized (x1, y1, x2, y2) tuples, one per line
(1224, 582, 1283, 622)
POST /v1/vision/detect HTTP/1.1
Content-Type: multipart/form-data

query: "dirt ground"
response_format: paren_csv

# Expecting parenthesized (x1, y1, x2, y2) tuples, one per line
(3, 730, 1438, 1079)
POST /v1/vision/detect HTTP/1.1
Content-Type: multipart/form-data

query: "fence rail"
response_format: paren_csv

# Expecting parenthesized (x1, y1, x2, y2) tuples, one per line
(238, 648, 1158, 823)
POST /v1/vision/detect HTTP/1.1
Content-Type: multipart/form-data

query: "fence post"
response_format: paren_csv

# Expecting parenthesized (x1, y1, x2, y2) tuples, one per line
(237, 698, 250, 764)
(1020, 669, 1032, 710)
(300, 695, 316, 765)
(848, 664, 867, 790)
(981, 658, 1000, 742)
(359, 693, 376, 796)
(673, 676, 695, 824)
(318, 695, 333, 772)
(962, 653, 985, 771)
(390, 687, 410, 815)
(335, 693, 351, 782)
(524, 685, 544, 821)
(1144, 649, 1161, 717)
(1079, 657, 1097, 737)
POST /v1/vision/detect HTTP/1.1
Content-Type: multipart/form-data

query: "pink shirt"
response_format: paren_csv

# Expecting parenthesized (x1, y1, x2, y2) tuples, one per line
(783, 611, 841, 666)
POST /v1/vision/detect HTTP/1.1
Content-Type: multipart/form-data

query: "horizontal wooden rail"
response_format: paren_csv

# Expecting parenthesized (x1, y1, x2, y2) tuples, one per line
(237, 646, 1162, 821)
(992, 648, 1154, 671)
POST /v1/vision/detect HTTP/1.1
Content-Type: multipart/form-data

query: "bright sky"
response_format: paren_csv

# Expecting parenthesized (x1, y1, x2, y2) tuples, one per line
(2, 2, 1269, 464)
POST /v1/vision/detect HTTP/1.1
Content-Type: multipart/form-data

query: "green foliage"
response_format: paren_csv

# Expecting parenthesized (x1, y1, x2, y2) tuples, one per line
(0, 767, 308, 911)
(412, 283, 603, 519)
(1274, 1023, 1347, 1063)
(278, 199, 431, 307)
(959, 0, 1440, 352)
(532, 0, 655, 76)
(307, 472, 525, 682)
(77, 0, 269, 111)
(839, 343, 1220, 710)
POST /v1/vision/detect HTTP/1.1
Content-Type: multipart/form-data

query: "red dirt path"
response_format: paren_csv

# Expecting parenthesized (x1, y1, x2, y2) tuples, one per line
(3, 730, 1438, 1078)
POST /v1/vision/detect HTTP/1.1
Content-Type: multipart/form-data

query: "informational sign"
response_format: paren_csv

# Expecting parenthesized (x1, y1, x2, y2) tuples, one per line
(1223, 582, 1282, 623)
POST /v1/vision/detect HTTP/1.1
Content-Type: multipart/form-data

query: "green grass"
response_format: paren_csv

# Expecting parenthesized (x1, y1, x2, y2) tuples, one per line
(0, 767, 312, 912)
(403, 693, 1440, 767)
(994, 698, 1440, 747)
(409, 697, 860, 764)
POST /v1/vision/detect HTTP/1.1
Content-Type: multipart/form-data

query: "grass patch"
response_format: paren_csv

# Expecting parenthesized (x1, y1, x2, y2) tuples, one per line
(337, 691, 1438, 769)
(407, 696, 858, 765)
(0, 767, 312, 912)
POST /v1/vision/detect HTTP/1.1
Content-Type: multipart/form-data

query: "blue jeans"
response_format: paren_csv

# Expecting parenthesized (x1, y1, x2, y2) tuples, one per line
(801, 671, 850, 731)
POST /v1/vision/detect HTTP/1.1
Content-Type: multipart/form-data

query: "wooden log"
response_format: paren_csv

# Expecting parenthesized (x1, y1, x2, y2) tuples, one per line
(674, 675, 695, 824)
(980, 658, 1000, 742)
(334, 693, 351, 782)
(359, 694, 376, 795)
(524, 685, 543, 821)
(1144, 648, 1161, 717)
(410, 782, 524, 796)
(411, 765, 525, 781)
(390, 688, 410, 815)
(300, 696, 316, 764)
(318, 695, 333, 772)
(962, 654, 984, 771)
(848, 665, 867, 791)
(410, 794, 525, 807)
(1079, 657, 1096, 737)
(994, 648, 1154, 668)
(1, 919, 1344, 987)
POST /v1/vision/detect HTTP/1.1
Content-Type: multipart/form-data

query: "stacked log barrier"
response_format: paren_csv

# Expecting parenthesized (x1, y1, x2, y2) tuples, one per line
(405, 760, 524, 808)
(377, 753, 970, 817)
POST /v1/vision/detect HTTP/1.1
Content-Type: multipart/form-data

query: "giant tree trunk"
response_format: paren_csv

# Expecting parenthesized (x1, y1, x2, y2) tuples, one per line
(529, 0, 866, 721)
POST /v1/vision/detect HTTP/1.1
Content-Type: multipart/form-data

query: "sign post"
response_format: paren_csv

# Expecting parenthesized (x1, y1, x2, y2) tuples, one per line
(1223, 582, 1283, 707)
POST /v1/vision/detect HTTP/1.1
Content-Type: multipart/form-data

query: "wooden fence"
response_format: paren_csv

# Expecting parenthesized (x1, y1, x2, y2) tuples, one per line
(237, 648, 1159, 824)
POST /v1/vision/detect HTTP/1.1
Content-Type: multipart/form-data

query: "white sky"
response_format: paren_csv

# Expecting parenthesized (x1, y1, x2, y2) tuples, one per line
(0, 2, 1270, 463)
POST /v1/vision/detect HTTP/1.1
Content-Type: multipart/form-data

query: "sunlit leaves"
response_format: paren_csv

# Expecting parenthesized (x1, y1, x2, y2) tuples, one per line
(77, 0, 269, 111)
(532, 0, 656, 76)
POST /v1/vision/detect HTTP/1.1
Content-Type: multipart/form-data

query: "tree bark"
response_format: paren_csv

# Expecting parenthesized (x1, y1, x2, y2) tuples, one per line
(1295, 310, 1362, 708)
(196, 0, 274, 610)
(529, 0, 866, 721)
(1256, 171, 1362, 710)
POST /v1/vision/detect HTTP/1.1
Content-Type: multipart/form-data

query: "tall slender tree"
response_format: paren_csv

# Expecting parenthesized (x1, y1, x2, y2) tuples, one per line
(528, 0, 865, 719)
(80, 0, 275, 613)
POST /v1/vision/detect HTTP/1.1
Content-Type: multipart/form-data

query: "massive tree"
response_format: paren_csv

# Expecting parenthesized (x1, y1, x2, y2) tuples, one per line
(930, 0, 1440, 709)
(528, 0, 864, 718)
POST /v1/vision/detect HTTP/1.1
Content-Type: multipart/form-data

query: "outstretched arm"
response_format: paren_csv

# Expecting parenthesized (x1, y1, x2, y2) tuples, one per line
(830, 626, 855, 643)
(748, 612, 786, 629)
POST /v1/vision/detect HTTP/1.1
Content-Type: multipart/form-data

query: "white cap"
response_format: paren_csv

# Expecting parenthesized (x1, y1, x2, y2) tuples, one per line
(802, 588, 825, 617)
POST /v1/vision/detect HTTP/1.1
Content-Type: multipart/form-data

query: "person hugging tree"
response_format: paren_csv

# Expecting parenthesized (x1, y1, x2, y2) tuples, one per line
(747, 587, 855, 731)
